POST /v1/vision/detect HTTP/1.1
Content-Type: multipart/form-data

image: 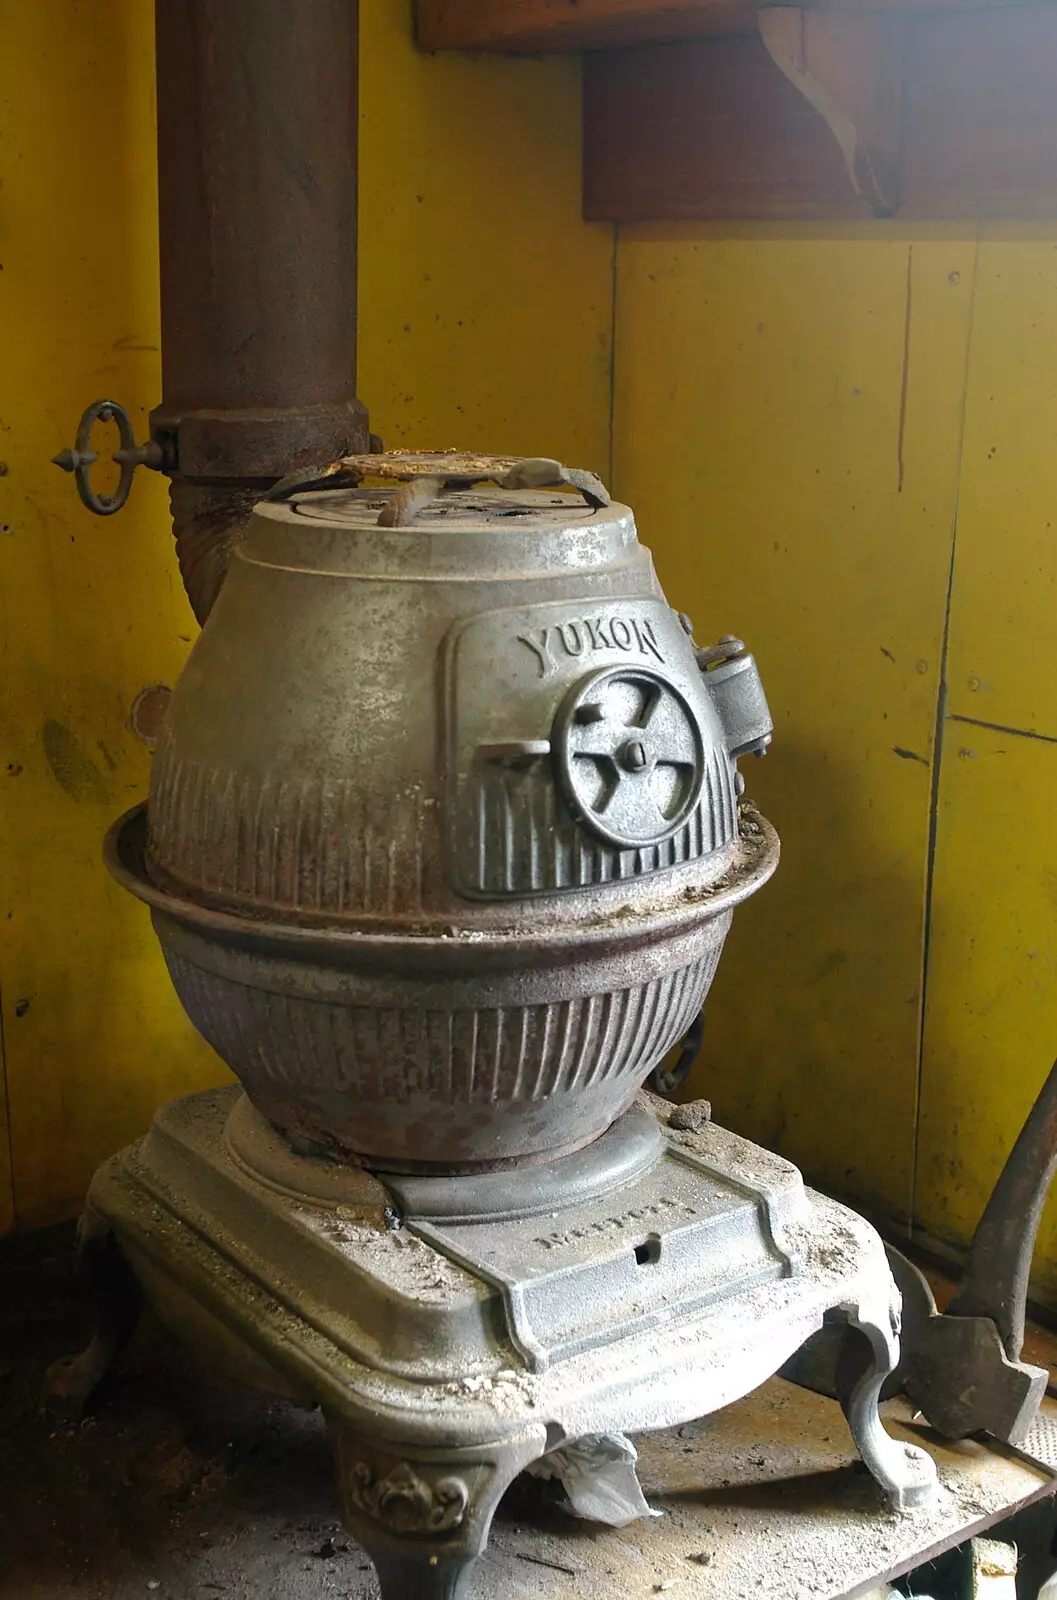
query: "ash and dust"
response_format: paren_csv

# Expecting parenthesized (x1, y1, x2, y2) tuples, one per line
(306, 1207, 472, 1302)
(1, 1227, 1042, 1600)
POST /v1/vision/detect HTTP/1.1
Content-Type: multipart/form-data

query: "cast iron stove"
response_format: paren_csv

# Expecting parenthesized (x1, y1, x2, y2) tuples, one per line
(50, 455, 938, 1598)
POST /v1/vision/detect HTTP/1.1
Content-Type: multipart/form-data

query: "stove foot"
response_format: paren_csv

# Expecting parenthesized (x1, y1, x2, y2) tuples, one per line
(837, 1305, 938, 1512)
(42, 1210, 142, 1418)
(328, 1420, 544, 1600)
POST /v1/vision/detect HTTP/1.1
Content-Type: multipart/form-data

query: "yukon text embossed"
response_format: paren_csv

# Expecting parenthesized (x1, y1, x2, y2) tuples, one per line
(517, 615, 665, 678)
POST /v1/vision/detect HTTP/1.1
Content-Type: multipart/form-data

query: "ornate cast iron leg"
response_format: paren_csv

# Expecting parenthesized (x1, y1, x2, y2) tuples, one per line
(328, 1419, 545, 1600)
(836, 1301, 938, 1512)
(42, 1209, 142, 1417)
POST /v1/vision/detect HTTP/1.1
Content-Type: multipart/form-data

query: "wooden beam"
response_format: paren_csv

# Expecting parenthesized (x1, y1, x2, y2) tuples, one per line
(417, 0, 1024, 54)
(584, 3, 1057, 223)
(416, 0, 754, 53)
(583, 33, 873, 222)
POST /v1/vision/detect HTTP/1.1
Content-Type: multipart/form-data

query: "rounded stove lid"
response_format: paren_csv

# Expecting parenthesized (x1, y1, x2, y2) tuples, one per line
(247, 463, 639, 578)
(289, 484, 603, 534)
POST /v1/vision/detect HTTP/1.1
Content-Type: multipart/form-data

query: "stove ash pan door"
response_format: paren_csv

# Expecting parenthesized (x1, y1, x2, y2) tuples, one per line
(444, 599, 739, 898)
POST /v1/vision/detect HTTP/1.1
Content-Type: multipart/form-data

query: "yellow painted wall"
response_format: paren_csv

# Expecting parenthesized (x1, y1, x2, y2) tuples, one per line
(614, 225, 1057, 1284)
(0, 0, 612, 1229)
(917, 235, 1057, 1297)
(0, 0, 210, 1231)
(613, 227, 976, 1225)
(358, 0, 613, 459)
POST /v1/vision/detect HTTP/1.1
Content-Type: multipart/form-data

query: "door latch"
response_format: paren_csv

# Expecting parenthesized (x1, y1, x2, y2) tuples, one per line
(52, 399, 171, 516)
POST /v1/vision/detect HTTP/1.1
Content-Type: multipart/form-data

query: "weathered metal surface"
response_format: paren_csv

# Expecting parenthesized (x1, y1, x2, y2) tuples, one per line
(107, 801, 774, 1171)
(902, 1305, 1048, 1447)
(264, 449, 530, 502)
(1013, 1407, 1057, 1475)
(947, 1057, 1057, 1356)
(51, 2, 373, 617)
(127, 683, 173, 748)
(788, 1245, 1050, 1446)
(152, 0, 366, 466)
(888, 1058, 1057, 1443)
(397, 1109, 806, 1374)
(11, 1334, 1057, 1600)
(106, 479, 777, 1169)
(166, 478, 266, 624)
(265, 450, 613, 516)
(10, 1207, 1056, 1600)
(699, 650, 774, 759)
(375, 1098, 666, 1223)
(152, 0, 370, 616)
(49, 1089, 939, 1598)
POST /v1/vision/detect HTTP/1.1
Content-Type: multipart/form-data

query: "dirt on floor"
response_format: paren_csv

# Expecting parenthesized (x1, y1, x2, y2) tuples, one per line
(5, 1224, 1057, 1600)
(0, 1224, 628, 1600)
(0, 1222, 391, 1600)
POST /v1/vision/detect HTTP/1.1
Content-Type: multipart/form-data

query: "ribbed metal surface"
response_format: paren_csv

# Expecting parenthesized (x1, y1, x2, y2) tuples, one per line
(165, 949, 717, 1107)
(149, 734, 439, 917)
(151, 734, 739, 910)
(465, 745, 737, 895)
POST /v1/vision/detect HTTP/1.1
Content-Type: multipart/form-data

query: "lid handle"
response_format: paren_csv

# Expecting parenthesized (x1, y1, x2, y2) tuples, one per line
(263, 451, 611, 522)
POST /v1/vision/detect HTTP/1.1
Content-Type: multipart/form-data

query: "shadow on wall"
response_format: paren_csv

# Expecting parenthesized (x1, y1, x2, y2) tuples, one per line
(690, 728, 929, 1229)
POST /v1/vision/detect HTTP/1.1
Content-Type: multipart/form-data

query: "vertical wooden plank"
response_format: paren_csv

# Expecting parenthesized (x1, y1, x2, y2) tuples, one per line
(917, 234, 1057, 1296)
(613, 225, 975, 1220)
(943, 234, 1057, 736)
(0, 0, 225, 1227)
(917, 726, 1057, 1300)
(359, 0, 614, 470)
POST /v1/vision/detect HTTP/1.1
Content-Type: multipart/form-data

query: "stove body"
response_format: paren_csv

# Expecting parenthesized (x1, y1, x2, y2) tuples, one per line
(111, 465, 779, 1172)
(54, 460, 937, 1598)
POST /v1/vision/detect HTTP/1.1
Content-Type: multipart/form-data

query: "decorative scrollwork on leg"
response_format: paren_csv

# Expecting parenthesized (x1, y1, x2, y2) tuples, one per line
(837, 1300, 938, 1512)
(346, 1460, 469, 1534)
(328, 1420, 548, 1600)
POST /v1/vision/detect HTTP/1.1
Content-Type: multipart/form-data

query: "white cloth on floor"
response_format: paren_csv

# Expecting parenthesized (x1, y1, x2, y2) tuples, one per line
(526, 1433, 662, 1527)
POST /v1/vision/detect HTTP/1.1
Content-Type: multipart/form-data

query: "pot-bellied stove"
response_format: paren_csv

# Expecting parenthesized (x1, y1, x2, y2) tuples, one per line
(50, 455, 936, 1598)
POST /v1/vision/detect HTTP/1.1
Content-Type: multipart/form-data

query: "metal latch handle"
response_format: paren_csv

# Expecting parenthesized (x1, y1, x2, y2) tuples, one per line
(52, 399, 167, 516)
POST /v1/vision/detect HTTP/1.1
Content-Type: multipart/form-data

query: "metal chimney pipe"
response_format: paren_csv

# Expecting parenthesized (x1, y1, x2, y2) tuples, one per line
(151, 0, 369, 621)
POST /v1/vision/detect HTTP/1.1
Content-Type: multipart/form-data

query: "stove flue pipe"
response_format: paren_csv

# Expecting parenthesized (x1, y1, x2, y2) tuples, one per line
(151, 0, 369, 621)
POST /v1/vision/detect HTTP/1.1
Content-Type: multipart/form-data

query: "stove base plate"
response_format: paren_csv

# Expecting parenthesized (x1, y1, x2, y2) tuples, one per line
(47, 1088, 938, 1600)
